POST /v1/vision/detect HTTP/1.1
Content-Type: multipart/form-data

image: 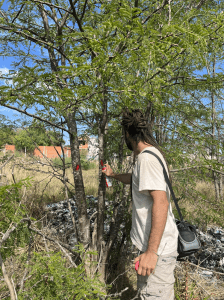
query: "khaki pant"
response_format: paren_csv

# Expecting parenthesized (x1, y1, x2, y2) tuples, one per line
(137, 251, 177, 300)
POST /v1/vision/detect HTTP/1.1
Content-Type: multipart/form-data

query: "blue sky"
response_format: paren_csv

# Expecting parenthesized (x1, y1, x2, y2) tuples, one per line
(0, 57, 73, 144)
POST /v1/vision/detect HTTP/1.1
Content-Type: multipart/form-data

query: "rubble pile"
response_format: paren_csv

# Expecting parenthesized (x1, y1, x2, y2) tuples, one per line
(45, 196, 109, 247)
(45, 198, 224, 276)
(187, 227, 224, 275)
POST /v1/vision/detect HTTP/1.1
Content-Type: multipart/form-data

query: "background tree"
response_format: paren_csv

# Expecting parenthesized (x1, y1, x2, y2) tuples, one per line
(14, 122, 64, 153)
(0, 115, 15, 149)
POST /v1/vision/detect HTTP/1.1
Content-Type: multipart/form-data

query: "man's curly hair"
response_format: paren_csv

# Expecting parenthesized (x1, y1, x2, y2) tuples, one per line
(121, 108, 171, 178)
(121, 108, 158, 148)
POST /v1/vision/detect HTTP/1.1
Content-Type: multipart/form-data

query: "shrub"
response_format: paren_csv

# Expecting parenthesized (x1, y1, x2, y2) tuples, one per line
(80, 158, 96, 170)
(52, 156, 96, 171)
(0, 179, 32, 260)
(18, 248, 112, 300)
(52, 157, 72, 169)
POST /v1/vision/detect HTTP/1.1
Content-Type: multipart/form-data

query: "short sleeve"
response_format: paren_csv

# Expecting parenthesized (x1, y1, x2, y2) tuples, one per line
(138, 158, 167, 195)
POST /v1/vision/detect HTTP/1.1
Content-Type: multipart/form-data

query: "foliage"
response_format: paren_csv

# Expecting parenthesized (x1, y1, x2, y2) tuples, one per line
(52, 157, 72, 169)
(0, 179, 32, 260)
(14, 123, 64, 152)
(52, 156, 96, 170)
(18, 249, 110, 300)
(0, 115, 15, 148)
(81, 158, 97, 171)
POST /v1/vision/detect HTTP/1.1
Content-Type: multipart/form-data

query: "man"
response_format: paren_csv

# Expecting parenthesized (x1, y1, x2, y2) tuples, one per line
(102, 109, 178, 300)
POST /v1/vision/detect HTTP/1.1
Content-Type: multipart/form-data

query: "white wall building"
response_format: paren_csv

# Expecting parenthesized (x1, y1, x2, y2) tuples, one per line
(87, 137, 99, 160)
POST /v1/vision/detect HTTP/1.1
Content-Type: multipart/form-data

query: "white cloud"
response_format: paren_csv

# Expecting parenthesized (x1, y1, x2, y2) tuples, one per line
(0, 67, 9, 75)
(0, 67, 13, 85)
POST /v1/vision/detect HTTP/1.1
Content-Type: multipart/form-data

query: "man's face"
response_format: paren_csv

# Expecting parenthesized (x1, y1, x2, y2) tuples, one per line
(124, 131, 133, 151)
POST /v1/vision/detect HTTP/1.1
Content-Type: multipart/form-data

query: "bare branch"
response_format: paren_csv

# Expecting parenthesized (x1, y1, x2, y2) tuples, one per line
(80, 0, 88, 22)
(171, 165, 224, 175)
(104, 287, 129, 299)
(29, 226, 79, 258)
(32, 0, 72, 15)
(0, 155, 14, 172)
(0, 253, 17, 300)
(142, 0, 169, 24)
(0, 103, 70, 133)
(0, 24, 71, 64)
(69, 0, 84, 32)
(11, 4, 25, 23)
(18, 235, 32, 293)
(56, 241, 77, 268)
(0, 218, 31, 248)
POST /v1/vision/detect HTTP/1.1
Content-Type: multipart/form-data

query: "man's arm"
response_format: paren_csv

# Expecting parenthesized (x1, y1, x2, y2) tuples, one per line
(134, 190, 169, 276)
(102, 164, 131, 184)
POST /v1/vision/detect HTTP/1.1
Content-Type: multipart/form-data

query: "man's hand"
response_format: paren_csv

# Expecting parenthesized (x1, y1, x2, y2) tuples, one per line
(102, 164, 114, 177)
(134, 252, 158, 276)
(102, 165, 132, 184)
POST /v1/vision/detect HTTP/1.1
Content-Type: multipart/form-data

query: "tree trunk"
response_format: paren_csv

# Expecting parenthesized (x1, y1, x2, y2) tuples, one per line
(67, 112, 90, 246)
(95, 100, 107, 281)
(213, 171, 220, 202)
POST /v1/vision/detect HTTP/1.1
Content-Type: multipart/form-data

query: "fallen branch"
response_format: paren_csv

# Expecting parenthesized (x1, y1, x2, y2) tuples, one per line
(184, 260, 224, 277)
(56, 241, 77, 268)
(103, 287, 129, 299)
(29, 226, 80, 259)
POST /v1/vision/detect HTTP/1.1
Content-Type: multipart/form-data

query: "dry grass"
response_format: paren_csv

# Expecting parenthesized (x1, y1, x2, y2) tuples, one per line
(1, 152, 99, 198)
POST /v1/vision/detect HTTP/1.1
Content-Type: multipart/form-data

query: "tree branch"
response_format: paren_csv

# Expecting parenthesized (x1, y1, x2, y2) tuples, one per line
(0, 218, 31, 248)
(32, 0, 73, 15)
(0, 155, 14, 172)
(11, 4, 25, 23)
(142, 0, 169, 24)
(69, 0, 84, 32)
(0, 103, 70, 133)
(171, 165, 224, 175)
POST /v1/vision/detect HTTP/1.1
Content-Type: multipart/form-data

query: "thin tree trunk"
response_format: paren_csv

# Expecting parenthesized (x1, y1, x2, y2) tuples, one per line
(67, 112, 90, 246)
(95, 90, 107, 280)
(213, 171, 220, 202)
(0, 253, 17, 300)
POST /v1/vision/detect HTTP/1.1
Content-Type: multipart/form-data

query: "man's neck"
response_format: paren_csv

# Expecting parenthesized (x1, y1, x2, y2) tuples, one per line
(134, 141, 152, 156)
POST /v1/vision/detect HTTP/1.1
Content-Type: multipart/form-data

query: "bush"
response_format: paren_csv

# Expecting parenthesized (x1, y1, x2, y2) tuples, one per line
(52, 156, 96, 171)
(52, 157, 72, 169)
(81, 158, 96, 170)
(18, 247, 111, 300)
(0, 179, 32, 260)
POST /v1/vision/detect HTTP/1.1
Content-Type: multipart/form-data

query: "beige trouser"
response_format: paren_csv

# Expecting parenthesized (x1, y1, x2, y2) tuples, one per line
(137, 251, 177, 300)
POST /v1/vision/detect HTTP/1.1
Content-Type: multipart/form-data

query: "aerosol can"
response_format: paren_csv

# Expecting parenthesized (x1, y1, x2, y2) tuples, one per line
(101, 160, 113, 187)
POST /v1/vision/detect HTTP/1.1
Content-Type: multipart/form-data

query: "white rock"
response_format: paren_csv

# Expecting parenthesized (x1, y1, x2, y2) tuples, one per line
(219, 258, 224, 266)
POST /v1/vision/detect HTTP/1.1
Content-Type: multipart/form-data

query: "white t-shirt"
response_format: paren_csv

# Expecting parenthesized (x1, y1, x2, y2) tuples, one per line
(130, 146, 178, 256)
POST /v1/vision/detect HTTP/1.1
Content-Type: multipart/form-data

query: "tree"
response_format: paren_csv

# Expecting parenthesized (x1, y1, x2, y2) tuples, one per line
(0, 115, 15, 148)
(14, 122, 64, 152)
(0, 0, 224, 282)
